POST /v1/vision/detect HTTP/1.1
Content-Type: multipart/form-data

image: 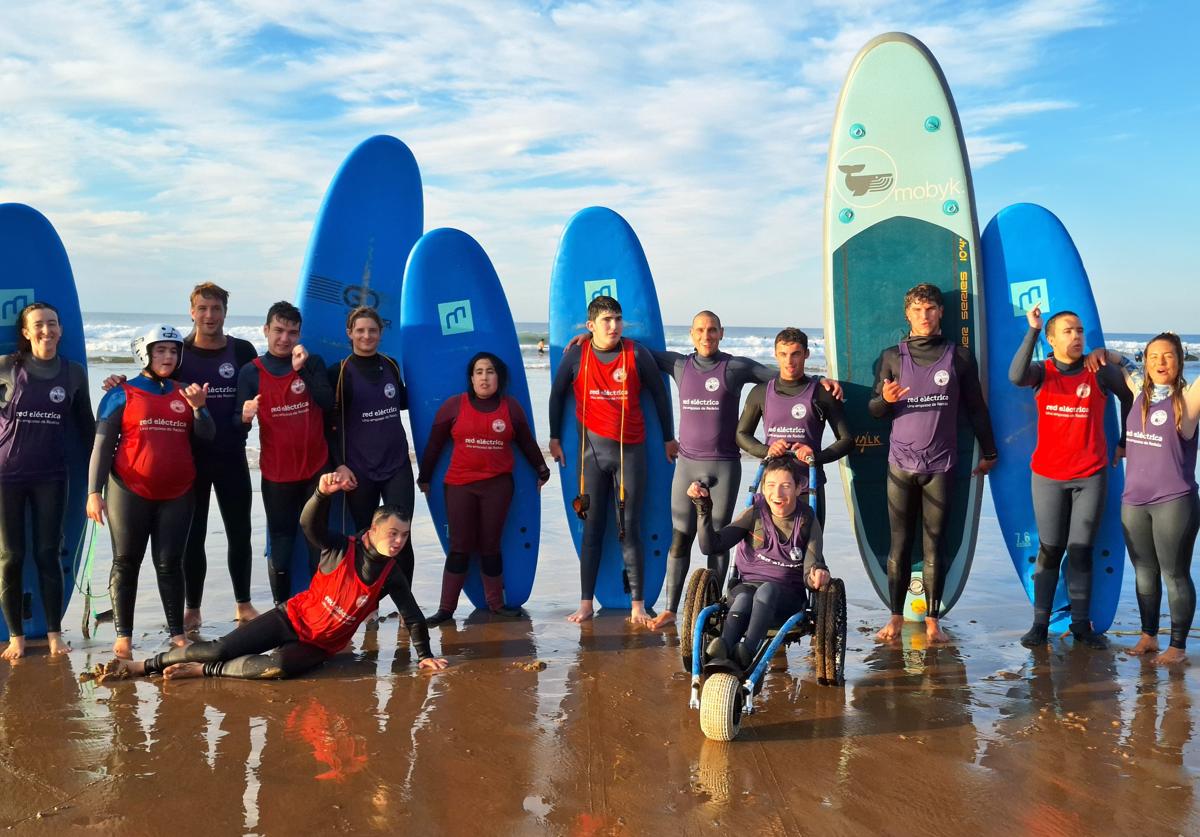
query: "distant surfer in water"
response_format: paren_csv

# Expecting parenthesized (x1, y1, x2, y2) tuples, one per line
(870, 284, 997, 644)
(548, 295, 676, 626)
(418, 352, 550, 624)
(103, 472, 447, 681)
(0, 303, 94, 661)
(536, 338, 547, 355)
(1010, 303, 1131, 649)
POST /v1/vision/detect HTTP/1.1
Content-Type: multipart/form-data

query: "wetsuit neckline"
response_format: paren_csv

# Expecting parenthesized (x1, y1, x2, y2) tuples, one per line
(467, 392, 503, 411)
(23, 353, 62, 375)
(772, 374, 812, 395)
(185, 333, 229, 353)
(689, 350, 729, 370)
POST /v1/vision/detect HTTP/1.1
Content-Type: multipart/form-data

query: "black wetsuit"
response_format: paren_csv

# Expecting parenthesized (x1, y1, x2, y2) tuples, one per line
(549, 341, 673, 602)
(0, 354, 94, 637)
(141, 490, 432, 679)
(869, 335, 997, 619)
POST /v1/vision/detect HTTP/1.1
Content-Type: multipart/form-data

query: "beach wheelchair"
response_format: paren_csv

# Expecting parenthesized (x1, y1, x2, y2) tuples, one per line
(679, 455, 847, 741)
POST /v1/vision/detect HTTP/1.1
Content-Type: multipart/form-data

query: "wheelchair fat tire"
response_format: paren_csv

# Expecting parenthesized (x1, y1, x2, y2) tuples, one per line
(680, 568, 719, 671)
(699, 672, 743, 741)
(817, 579, 847, 687)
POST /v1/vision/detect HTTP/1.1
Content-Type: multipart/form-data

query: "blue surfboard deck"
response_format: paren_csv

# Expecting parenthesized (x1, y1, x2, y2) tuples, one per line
(823, 33, 986, 621)
(289, 135, 423, 595)
(401, 228, 540, 609)
(0, 204, 89, 641)
(549, 207, 674, 609)
(982, 203, 1124, 632)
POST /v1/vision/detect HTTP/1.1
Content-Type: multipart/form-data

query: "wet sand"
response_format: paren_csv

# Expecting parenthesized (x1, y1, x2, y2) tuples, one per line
(1, 458, 1198, 836)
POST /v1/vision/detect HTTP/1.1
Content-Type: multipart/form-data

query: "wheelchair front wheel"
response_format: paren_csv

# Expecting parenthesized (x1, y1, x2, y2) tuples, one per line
(699, 672, 743, 741)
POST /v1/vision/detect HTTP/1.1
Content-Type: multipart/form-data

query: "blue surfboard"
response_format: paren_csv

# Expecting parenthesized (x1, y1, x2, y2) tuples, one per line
(982, 203, 1125, 632)
(401, 228, 540, 609)
(0, 204, 89, 640)
(549, 207, 674, 609)
(290, 135, 423, 593)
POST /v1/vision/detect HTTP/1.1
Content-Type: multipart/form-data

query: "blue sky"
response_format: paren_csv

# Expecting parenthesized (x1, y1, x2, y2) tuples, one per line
(0, 1, 1194, 330)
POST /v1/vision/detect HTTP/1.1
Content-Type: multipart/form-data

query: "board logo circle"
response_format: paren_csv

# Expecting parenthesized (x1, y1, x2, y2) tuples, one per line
(704, 377, 720, 392)
(613, 368, 627, 383)
(290, 378, 307, 395)
(170, 399, 187, 414)
(1151, 409, 1169, 427)
(492, 419, 507, 433)
(835, 145, 897, 209)
(791, 404, 807, 420)
(907, 578, 925, 596)
(384, 383, 396, 399)
(49, 386, 66, 403)
(1076, 383, 1091, 399)
(934, 370, 950, 386)
(219, 362, 236, 379)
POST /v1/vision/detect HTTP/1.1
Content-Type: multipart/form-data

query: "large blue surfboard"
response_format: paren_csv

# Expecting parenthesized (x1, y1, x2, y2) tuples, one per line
(982, 203, 1124, 632)
(0, 204, 89, 640)
(549, 207, 674, 609)
(823, 33, 986, 621)
(401, 228, 540, 609)
(290, 135, 423, 593)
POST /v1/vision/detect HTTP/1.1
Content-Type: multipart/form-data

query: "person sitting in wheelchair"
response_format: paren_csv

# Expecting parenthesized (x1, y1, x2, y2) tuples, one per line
(687, 455, 829, 673)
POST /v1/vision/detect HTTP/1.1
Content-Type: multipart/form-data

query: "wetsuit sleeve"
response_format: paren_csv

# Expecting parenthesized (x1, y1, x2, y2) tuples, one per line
(1008, 327, 1045, 389)
(326, 361, 345, 468)
(508, 398, 551, 479)
(300, 355, 335, 411)
(0, 356, 15, 410)
(384, 575, 433, 660)
(736, 382, 769, 458)
(191, 406, 216, 441)
(635, 343, 674, 441)
(416, 396, 460, 484)
(954, 347, 998, 458)
(651, 349, 684, 378)
(696, 501, 754, 555)
(88, 388, 127, 494)
(804, 517, 827, 580)
(868, 348, 901, 419)
(234, 361, 260, 429)
(69, 361, 97, 447)
(727, 356, 775, 387)
(300, 488, 349, 556)
(813, 387, 852, 465)
(548, 344, 581, 439)
(1097, 364, 1133, 446)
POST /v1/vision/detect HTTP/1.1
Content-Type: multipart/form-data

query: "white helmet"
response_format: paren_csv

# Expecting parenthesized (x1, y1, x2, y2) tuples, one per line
(131, 324, 184, 368)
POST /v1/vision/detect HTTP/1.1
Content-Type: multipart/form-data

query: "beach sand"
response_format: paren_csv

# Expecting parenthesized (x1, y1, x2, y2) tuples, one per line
(1, 364, 1198, 834)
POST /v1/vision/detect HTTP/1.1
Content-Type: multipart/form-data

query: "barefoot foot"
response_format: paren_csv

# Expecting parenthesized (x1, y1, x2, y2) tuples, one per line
(169, 634, 191, 650)
(925, 618, 949, 644)
(235, 602, 261, 622)
(876, 615, 904, 642)
(649, 610, 676, 630)
(628, 602, 654, 628)
(2, 636, 25, 662)
(163, 662, 204, 680)
(1153, 646, 1189, 666)
(1126, 633, 1160, 656)
(112, 637, 133, 660)
(47, 633, 72, 656)
(567, 602, 595, 624)
(183, 608, 202, 632)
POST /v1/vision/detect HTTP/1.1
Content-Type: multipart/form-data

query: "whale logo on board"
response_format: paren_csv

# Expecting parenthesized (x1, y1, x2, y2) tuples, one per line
(839, 164, 894, 197)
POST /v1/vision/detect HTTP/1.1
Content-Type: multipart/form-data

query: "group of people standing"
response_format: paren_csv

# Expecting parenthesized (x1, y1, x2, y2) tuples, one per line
(0, 279, 1194, 679)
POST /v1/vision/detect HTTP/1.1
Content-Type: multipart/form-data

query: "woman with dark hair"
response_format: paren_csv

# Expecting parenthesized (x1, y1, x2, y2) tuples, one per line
(327, 306, 416, 582)
(0, 302, 94, 660)
(417, 352, 550, 624)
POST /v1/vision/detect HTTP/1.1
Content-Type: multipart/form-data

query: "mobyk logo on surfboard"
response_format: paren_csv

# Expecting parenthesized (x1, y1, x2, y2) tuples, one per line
(1009, 279, 1048, 319)
(584, 279, 617, 302)
(835, 146, 963, 209)
(438, 300, 475, 336)
(0, 289, 34, 327)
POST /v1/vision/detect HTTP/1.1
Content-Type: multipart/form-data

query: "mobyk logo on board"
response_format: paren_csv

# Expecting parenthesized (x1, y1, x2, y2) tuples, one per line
(439, 300, 475, 336)
(835, 146, 963, 209)
(0, 289, 34, 327)
(584, 279, 617, 302)
(1009, 278, 1048, 318)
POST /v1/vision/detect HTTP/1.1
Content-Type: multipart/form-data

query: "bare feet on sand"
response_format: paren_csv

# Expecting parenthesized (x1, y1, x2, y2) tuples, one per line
(169, 634, 190, 650)
(113, 636, 133, 659)
(925, 618, 950, 644)
(876, 615, 904, 642)
(628, 602, 654, 628)
(648, 610, 676, 630)
(1153, 646, 1188, 666)
(47, 633, 71, 656)
(163, 662, 204, 680)
(567, 602, 595, 623)
(1126, 633, 1160, 656)
(2, 636, 25, 661)
(183, 608, 202, 632)
(236, 602, 260, 622)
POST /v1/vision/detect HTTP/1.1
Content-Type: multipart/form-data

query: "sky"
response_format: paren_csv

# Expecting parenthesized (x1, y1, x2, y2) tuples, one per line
(0, 1, 1195, 330)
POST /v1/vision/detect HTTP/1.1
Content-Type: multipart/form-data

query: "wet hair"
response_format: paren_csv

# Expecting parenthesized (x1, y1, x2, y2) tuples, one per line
(692, 310, 722, 329)
(190, 282, 229, 309)
(345, 305, 383, 332)
(587, 295, 622, 321)
(762, 456, 800, 484)
(13, 302, 59, 359)
(265, 300, 302, 328)
(1045, 310, 1081, 337)
(372, 504, 411, 527)
(774, 327, 808, 350)
(903, 283, 944, 310)
(1141, 332, 1188, 432)
(467, 351, 509, 395)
